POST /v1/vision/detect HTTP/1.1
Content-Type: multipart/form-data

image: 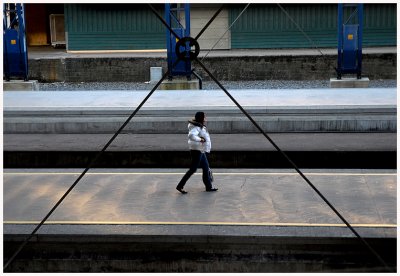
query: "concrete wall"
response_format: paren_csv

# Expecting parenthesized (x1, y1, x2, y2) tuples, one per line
(28, 53, 396, 83)
(4, 234, 396, 272)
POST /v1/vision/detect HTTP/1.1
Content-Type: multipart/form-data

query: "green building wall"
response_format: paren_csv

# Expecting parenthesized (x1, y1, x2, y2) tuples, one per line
(64, 4, 165, 51)
(65, 4, 396, 51)
(230, 4, 396, 49)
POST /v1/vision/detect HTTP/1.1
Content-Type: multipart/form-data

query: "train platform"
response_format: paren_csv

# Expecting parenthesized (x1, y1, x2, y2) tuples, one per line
(3, 84, 397, 271)
(4, 88, 396, 169)
(3, 168, 396, 272)
(3, 88, 397, 134)
(4, 168, 396, 236)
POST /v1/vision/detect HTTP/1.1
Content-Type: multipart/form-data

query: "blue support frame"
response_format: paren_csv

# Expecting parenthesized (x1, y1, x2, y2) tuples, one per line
(165, 3, 192, 80)
(337, 4, 363, 79)
(3, 3, 28, 81)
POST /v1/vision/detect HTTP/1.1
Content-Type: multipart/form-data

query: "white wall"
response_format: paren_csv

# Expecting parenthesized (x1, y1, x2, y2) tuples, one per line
(184, 4, 230, 50)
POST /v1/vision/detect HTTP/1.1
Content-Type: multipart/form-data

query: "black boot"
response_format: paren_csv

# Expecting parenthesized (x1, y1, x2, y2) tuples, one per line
(176, 186, 188, 194)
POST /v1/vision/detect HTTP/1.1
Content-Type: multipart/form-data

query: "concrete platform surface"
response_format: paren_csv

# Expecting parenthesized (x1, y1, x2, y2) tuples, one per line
(3, 88, 396, 133)
(3, 88, 396, 110)
(3, 169, 396, 238)
(3, 133, 397, 152)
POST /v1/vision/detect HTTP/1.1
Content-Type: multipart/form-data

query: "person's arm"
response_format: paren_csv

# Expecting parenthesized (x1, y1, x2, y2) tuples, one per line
(188, 128, 202, 142)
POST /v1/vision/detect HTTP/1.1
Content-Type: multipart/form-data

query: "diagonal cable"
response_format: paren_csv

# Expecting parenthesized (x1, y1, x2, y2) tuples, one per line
(344, 7, 358, 25)
(194, 4, 224, 41)
(194, 57, 392, 272)
(150, 7, 393, 269)
(170, 10, 185, 30)
(201, 3, 250, 61)
(3, 62, 179, 271)
(148, 4, 180, 40)
(277, 3, 338, 73)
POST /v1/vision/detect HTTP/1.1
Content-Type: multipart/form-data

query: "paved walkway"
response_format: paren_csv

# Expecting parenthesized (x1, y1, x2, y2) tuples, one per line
(3, 169, 396, 237)
(4, 88, 396, 133)
(3, 88, 396, 110)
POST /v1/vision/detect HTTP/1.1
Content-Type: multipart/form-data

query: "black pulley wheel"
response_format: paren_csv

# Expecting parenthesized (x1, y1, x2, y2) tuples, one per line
(175, 36, 200, 61)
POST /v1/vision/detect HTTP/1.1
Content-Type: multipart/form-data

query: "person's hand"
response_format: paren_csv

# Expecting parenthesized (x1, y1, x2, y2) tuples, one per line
(200, 137, 206, 143)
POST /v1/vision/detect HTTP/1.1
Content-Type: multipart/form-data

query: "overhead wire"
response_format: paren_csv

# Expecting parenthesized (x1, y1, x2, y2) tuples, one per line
(3, 59, 181, 271)
(344, 7, 359, 25)
(194, 4, 224, 41)
(194, 57, 392, 272)
(4, 3, 393, 272)
(191, 4, 392, 271)
(4, 5, 184, 269)
(276, 3, 338, 74)
(148, 4, 180, 40)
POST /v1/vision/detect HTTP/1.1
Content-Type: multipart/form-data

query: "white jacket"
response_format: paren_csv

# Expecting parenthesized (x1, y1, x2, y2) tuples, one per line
(187, 121, 211, 153)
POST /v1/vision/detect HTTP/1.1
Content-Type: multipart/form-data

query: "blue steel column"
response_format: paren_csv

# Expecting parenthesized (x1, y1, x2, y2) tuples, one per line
(16, 3, 28, 81)
(184, 4, 191, 78)
(165, 3, 192, 79)
(184, 4, 190, 37)
(3, 3, 29, 81)
(165, 4, 172, 78)
(337, 4, 343, 79)
(337, 3, 363, 79)
(357, 4, 363, 79)
(3, 4, 10, 80)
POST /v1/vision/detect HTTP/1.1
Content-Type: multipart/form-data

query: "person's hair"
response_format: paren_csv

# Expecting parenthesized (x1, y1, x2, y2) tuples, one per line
(194, 111, 205, 124)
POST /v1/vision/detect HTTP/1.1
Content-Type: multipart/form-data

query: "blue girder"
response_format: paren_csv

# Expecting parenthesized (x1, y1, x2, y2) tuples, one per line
(337, 4, 363, 79)
(165, 3, 192, 79)
(3, 3, 28, 81)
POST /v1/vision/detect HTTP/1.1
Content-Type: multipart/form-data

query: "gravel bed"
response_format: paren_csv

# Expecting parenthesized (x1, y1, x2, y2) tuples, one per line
(39, 79, 396, 91)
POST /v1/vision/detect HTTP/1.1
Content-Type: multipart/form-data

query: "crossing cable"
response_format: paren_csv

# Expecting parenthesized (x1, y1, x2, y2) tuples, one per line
(4, 4, 391, 272)
(148, 4, 180, 40)
(149, 4, 224, 44)
(152, 3, 391, 270)
(194, 58, 392, 272)
(194, 4, 224, 41)
(3, 62, 179, 271)
(149, 4, 392, 271)
(276, 3, 339, 74)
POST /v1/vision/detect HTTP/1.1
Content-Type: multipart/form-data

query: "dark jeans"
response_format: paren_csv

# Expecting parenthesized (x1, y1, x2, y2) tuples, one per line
(177, 150, 212, 190)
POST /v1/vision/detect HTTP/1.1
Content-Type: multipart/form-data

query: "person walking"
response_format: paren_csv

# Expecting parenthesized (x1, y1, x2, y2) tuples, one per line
(176, 111, 218, 194)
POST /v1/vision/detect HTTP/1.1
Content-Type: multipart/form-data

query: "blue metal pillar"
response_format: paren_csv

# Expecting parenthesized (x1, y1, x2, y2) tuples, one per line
(3, 3, 28, 81)
(337, 4, 363, 79)
(165, 3, 192, 80)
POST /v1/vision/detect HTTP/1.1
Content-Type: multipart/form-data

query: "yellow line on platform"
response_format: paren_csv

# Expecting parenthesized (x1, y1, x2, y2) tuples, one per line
(3, 172, 396, 176)
(3, 221, 396, 228)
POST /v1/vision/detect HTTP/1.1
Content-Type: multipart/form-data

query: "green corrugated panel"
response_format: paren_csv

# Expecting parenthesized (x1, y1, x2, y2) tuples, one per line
(230, 4, 396, 49)
(65, 4, 165, 50)
(363, 4, 396, 46)
(68, 33, 165, 50)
